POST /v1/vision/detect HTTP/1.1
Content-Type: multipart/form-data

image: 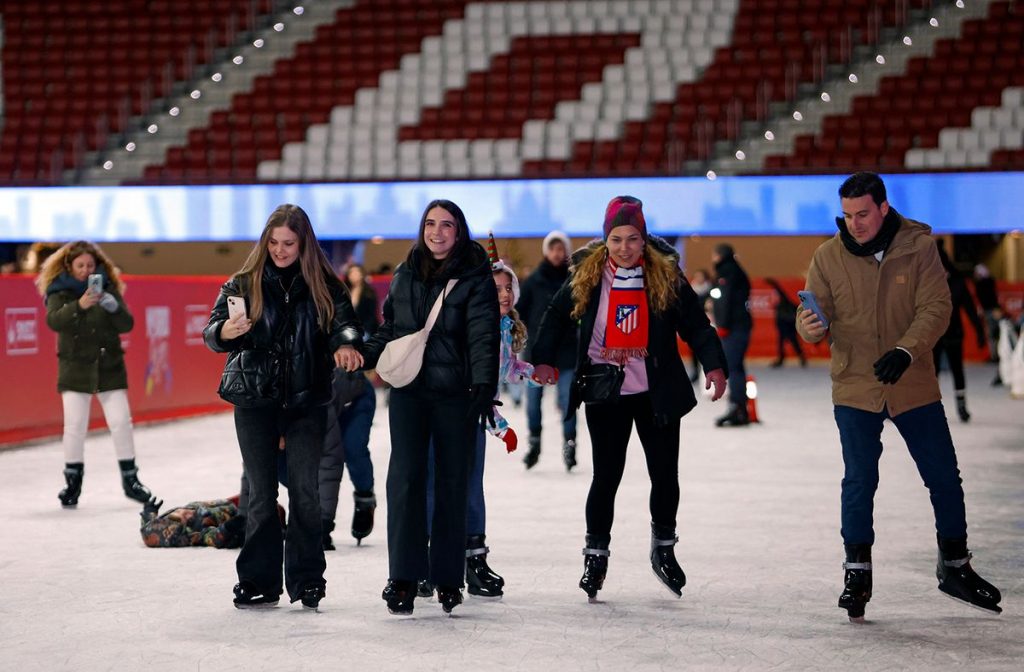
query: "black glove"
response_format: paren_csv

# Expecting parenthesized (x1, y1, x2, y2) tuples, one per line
(467, 383, 500, 428)
(873, 348, 912, 384)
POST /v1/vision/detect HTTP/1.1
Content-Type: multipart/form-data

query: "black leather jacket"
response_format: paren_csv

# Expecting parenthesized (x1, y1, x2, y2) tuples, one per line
(203, 263, 362, 408)
(362, 242, 499, 394)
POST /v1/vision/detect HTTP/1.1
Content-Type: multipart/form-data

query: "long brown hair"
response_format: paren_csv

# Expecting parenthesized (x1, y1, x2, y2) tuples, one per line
(234, 204, 340, 329)
(35, 240, 126, 296)
(569, 243, 678, 320)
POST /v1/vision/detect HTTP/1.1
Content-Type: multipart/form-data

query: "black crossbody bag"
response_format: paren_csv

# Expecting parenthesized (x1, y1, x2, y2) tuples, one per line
(575, 361, 626, 404)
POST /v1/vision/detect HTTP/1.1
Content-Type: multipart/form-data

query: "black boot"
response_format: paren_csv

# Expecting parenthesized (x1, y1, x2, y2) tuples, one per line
(119, 459, 153, 504)
(579, 535, 610, 602)
(437, 586, 464, 615)
(233, 581, 279, 609)
(562, 439, 577, 472)
(715, 404, 750, 427)
(523, 434, 541, 469)
(297, 583, 326, 611)
(352, 490, 376, 544)
(838, 544, 872, 623)
(58, 463, 84, 508)
(955, 391, 970, 423)
(417, 580, 435, 599)
(936, 536, 1002, 614)
(322, 519, 336, 551)
(465, 534, 504, 598)
(650, 523, 686, 598)
(382, 579, 416, 615)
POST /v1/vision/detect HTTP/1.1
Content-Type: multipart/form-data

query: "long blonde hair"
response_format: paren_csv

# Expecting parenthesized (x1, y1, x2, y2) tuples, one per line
(569, 243, 678, 320)
(234, 204, 340, 329)
(35, 240, 126, 296)
(507, 306, 528, 353)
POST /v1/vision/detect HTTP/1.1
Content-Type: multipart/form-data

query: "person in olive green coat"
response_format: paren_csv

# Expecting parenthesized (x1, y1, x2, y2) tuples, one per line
(35, 240, 156, 509)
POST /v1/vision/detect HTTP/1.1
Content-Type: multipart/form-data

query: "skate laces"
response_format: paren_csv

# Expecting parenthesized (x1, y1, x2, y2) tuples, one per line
(843, 561, 872, 571)
(582, 547, 610, 557)
(941, 552, 972, 569)
(466, 545, 490, 558)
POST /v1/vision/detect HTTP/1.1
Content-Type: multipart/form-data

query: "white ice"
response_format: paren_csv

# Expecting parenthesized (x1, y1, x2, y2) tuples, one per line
(1, 364, 1021, 671)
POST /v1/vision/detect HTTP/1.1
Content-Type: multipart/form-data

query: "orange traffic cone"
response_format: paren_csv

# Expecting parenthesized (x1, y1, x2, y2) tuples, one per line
(745, 375, 760, 423)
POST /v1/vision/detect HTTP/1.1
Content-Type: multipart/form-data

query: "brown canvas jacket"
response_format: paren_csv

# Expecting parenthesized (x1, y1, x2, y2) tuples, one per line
(797, 213, 951, 416)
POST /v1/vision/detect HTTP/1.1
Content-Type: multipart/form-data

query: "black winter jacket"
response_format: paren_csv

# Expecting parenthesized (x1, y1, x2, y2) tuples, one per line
(531, 236, 727, 424)
(517, 258, 577, 369)
(203, 263, 363, 409)
(712, 254, 752, 332)
(361, 242, 499, 394)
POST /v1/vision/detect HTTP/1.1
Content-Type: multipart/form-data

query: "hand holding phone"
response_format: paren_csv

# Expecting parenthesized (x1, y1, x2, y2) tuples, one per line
(797, 290, 829, 330)
(226, 296, 247, 321)
(221, 296, 251, 340)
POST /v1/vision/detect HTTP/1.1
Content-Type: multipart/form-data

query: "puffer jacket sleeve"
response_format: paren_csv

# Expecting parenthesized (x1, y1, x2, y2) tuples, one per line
(674, 275, 727, 375)
(327, 281, 364, 352)
(105, 288, 134, 334)
(465, 269, 500, 388)
(896, 240, 952, 359)
(203, 278, 243, 353)
(45, 293, 83, 332)
(530, 278, 574, 367)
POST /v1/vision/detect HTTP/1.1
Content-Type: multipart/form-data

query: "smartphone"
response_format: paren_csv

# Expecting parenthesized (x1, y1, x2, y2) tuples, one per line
(87, 273, 103, 295)
(226, 296, 247, 321)
(797, 290, 829, 329)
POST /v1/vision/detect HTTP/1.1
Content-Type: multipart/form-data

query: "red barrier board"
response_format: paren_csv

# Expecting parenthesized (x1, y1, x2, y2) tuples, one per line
(1, 275, 231, 446)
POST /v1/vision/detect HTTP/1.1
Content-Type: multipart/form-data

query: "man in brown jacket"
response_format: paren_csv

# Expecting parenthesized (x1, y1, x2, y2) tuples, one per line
(797, 172, 1001, 622)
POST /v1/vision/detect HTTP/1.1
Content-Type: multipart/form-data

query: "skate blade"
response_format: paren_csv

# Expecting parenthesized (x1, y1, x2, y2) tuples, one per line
(387, 608, 414, 616)
(301, 604, 320, 612)
(467, 592, 503, 601)
(939, 590, 1003, 615)
(848, 616, 867, 624)
(234, 601, 279, 610)
(587, 595, 603, 604)
(650, 566, 683, 599)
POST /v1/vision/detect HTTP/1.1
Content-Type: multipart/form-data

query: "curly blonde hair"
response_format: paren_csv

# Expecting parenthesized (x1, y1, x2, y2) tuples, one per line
(35, 240, 126, 296)
(507, 307, 528, 353)
(569, 243, 678, 320)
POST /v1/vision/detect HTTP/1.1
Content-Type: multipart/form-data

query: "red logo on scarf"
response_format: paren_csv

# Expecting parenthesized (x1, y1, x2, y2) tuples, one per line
(603, 260, 649, 363)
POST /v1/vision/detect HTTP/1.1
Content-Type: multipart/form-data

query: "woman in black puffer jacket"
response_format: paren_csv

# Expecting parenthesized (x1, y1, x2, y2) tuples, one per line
(360, 199, 500, 616)
(203, 204, 363, 612)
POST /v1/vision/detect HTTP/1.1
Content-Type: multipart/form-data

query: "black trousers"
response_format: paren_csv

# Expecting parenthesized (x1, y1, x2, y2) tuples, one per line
(583, 393, 681, 543)
(933, 337, 966, 391)
(387, 387, 475, 587)
(234, 404, 327, 601)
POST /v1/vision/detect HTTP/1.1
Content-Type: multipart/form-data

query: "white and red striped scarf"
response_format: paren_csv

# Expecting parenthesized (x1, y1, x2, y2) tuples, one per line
(602, 259, 649, 364)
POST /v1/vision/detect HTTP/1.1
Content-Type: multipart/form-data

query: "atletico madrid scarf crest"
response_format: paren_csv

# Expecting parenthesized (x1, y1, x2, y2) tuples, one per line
(602, 259, 649, 364)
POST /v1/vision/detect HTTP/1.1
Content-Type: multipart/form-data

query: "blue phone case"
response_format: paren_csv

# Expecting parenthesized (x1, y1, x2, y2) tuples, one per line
(797, 290, 829, 329)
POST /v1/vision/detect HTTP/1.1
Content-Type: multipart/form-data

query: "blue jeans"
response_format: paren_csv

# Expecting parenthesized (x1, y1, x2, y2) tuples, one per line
(834, 402, 967, 545)
(526, 366, 577, 440)
(426, 426, 487, 536)
(722, 329, 750, 405)
(339, 382, 376, 493)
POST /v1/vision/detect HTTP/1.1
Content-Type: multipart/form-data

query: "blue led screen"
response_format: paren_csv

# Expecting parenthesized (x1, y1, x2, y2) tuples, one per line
(1, 172, 1020, 242)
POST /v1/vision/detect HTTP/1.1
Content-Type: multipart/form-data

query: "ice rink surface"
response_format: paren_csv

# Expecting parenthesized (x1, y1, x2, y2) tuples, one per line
(1, 363, 1021, 672)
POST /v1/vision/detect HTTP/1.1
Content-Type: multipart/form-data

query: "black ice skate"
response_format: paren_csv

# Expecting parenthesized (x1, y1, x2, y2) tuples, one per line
(466, 534, 504, 598)
(955, 392, 970, 423)
(417, 579, 435, 599)
(58, 463, 83, 508)
(837, 544, 872, 623)
(437, 586, 463, 615)
(297, 584, 325, 611)
(650, 524, 686, 598)
(233, 582, 280, 609)
(715, 404, 750, 427)
(936, 537, 1002, 615)
(351, 490, 376, 544)
(562, 439, 577, 472)
(523, 435, 541, 469)
(119, 460, 154, 504)
(382, 580, 416, 615)
(580, 536, 610, 602)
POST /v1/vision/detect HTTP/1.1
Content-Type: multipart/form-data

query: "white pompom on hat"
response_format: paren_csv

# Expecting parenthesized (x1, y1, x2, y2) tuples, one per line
(542, 230, 572, 256)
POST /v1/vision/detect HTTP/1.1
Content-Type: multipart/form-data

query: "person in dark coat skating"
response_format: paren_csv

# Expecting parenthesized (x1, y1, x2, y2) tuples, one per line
(711, 243, 752, 426)
(531, 196, 727, 602)
(359, 199, 500, 616)
(204, 204, 364, 611)
(516, 230, 579, 470)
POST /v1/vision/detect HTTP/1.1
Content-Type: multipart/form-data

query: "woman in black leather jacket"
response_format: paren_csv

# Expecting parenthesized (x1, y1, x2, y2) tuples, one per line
(203, 204, 363, 612)
(361, 199, 500, 616)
